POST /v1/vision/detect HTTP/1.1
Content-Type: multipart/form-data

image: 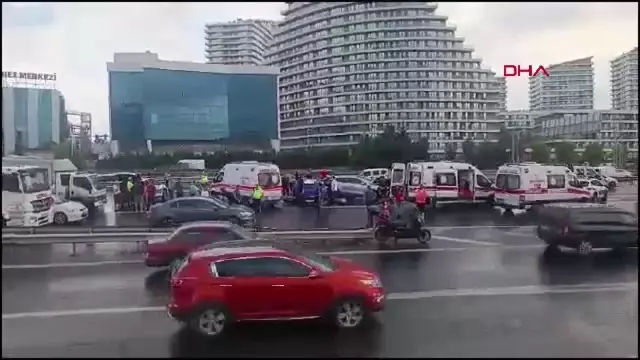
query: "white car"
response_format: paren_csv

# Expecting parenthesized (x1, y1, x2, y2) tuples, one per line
(2, 211, 9, 227)
(52, 196, 89, 225)
(581, 178, 609, 203)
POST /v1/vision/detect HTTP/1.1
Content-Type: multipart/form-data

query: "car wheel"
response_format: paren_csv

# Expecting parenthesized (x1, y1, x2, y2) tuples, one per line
(161, 217, 174, 227)
(577, 240, 593, 256)
(331, 297, 368, 329)
(53, 212, 68, 225)
(228, 217, 240, 225)
(188, 305, 230, 339)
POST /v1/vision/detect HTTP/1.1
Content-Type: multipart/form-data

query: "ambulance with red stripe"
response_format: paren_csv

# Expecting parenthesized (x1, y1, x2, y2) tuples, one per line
(390, 161, 495, 206)
(494, 163, 597, 210)
(210, 161, 282, 206)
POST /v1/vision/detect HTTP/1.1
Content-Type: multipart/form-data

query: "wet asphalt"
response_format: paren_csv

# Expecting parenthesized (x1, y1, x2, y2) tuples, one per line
(1, 185, 638, 358)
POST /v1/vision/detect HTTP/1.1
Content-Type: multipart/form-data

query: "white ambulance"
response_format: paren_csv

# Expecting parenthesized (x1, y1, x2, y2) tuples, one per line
(494, 163, 597, 210)
(390, 161, 495, 206)
(210, 161, 282, 206)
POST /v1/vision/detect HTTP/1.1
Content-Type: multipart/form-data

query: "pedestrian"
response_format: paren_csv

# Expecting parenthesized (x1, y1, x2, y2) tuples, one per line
(200, 171, 209, 188)
(126, 177, 135, 211)
(329, 175, 339, 205)
(174, 179, 183, 198)
(189, 181, 199, 197)
(281, 175, 289, 197)
(415, 185, 429, 221)
(251, 184, 264, 213)
(144, 178, 156, 211)
(133, 176, 144, 213)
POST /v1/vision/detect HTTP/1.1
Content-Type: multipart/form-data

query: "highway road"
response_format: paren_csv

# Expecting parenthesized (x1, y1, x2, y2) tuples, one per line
(2, 224, 638, 357)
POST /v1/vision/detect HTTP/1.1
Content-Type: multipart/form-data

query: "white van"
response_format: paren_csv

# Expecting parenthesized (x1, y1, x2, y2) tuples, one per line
(358, 168, 389, 181)
(594, 166, 632, 180)
(211, 161, 282, 206)
(494, 163, 597, 210)
(390, 161, 494, 206)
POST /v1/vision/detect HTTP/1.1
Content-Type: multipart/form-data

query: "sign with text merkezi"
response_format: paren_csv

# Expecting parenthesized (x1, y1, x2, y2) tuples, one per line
(2, 71, 57, 81)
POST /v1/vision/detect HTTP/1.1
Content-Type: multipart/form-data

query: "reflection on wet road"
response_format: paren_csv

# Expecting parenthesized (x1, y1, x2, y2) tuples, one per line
(2, 185, 638, 357)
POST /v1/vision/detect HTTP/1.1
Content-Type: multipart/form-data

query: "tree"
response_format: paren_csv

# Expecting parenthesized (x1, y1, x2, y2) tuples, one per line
(581, 143, 604, 166)
(444, 142, 457, 160)
(530, 140, 550, 163)
(553, 142, 577, 164)
(461, 138, 476, 164)
(610, 145, 628, 167)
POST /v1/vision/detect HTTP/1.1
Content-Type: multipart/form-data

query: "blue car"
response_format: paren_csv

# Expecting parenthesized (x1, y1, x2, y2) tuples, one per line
(295, 178, 327, 206)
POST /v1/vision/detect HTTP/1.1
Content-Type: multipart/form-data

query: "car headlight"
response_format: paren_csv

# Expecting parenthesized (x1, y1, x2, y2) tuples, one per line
(360, 278, 382, 288)
(239, 211, 253, 218)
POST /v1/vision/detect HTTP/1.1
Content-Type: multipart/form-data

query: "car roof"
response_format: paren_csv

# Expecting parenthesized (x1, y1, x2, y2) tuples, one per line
(190, 246, 288, 260)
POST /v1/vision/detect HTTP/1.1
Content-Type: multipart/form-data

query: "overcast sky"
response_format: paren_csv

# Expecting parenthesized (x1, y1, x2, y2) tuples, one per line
(2, 2, 638, 135)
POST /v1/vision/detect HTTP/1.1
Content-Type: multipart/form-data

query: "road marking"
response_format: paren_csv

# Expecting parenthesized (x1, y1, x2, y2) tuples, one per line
(501, 231, 536, 238)
(3, 282, 636, 320)
(431, 235, 498, 246)
(2, 244, 549, 269)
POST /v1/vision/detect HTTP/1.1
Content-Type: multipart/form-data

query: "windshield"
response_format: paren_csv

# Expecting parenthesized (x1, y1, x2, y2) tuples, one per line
(585, 168, 598, 177)
(18, 168, 50, 193)
(89, 175, 105, 190)
(258, 171, 280, 187)
(297, 252, 336, 272)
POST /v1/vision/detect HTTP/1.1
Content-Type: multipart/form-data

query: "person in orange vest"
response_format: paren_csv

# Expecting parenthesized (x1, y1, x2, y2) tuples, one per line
(415, 185, 429, 221)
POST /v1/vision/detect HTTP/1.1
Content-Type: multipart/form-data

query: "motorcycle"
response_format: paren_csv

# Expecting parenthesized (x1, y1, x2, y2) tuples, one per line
(370, 205, 432, 245)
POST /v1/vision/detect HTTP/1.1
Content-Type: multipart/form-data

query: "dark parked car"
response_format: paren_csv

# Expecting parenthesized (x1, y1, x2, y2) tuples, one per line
(147, 196, 255, 227)
(536, 203, 638, 255)
(145, 221, 254, 270)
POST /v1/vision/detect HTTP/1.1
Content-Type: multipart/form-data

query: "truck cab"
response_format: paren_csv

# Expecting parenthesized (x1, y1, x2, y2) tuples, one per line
(2, 165, 53, 227)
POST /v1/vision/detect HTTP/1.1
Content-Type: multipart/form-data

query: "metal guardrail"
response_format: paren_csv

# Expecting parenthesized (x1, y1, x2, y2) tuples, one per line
(1, 229, 373, 255)
(0, 225, 357, 235)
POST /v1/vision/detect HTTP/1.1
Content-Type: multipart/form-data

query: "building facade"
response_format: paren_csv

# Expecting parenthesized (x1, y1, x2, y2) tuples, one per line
(205, 19, 277, 66)
(107, 52, 279, 152)
(267, 2, 503, 153)
(496, 76, 507, 112)
(2, 86, 65, 156)
(501, 110, 538, 132)
(534, 110, 638, 159)
(529, 57, 594, 112)
(610, 47, 638, 111)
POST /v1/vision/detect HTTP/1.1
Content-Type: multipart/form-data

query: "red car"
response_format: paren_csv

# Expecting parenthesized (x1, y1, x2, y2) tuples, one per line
(145, 221, 252, 270)
(167, 245, 385, 338)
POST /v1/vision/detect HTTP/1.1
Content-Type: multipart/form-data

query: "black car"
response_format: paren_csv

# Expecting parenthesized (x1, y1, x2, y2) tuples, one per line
(536, 203, 638, 255)
(148, 196, 255, 227)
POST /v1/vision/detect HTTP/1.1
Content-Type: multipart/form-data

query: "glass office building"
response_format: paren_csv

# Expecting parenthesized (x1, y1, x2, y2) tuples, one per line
(2, 86, 64, 155)
(107, 52, 279, 151)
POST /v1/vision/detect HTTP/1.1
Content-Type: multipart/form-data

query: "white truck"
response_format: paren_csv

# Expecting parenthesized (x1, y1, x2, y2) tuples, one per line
(176, 159, 206, 170)
(2, 156, 107, 215)
(2, 165, 54, 227)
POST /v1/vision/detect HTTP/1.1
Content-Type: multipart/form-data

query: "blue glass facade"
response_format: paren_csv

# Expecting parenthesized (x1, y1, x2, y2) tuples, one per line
(1, 87, 63, 155)
(109, 68, 278, 150)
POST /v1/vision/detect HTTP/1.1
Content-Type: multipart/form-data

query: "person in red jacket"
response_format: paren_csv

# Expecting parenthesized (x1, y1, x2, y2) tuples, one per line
(144, 179, 156, 211)
(415, 185, 429, 221)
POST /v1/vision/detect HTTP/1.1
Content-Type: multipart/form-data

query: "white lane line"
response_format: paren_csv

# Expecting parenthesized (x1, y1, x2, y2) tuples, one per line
(501, 231, 536, 238)
(430, 235, 498, 246)
(3, 282, 636, 320)
(2, 244, 546, 269)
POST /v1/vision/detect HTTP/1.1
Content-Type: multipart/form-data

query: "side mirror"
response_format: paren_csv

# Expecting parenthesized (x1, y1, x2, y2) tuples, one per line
(308, 270, 322, 279)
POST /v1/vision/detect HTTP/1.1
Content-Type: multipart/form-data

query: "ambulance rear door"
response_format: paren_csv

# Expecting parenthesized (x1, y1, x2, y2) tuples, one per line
(390, 163, 406, 188)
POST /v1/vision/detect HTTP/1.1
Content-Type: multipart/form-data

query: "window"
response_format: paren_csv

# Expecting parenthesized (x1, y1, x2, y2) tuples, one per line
(495, 174, 520, 190)
(262, 257, 310, 277)
(476, 175, 492, 188)
(214, 257, 309, 278)
(72, 176, 92, 191)
(2, 173, 20, 192)
(338, 177, 364, 185)
(547, 175, 565, 189)
(177, 199, 203, 209)
(258, 171, 280, 187)
(363, 171, 371, 177)
(573, 212, 637, 226)
(60, 174, 71, 187)
(213, 172, 224, 183)
(409, 171, 421, 186)
(435, 173, 457, 186)
(590, 180, 604, 187)
(391, 169, 404, 183)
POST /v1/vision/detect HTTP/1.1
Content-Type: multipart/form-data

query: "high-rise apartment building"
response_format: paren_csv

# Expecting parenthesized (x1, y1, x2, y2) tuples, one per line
(610, 47, 638, 111)
(267, 2, 503, 153)
(205, 19, 277, 66)
(496, 76, 507, 112)
(528, 57, 594, 112)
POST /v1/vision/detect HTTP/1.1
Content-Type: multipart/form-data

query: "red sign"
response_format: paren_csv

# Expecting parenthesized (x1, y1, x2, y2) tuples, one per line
(503, 65, 550, 77)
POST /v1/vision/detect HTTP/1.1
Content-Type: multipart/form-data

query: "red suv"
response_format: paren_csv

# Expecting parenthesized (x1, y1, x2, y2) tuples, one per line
(167, 246, 385, 338)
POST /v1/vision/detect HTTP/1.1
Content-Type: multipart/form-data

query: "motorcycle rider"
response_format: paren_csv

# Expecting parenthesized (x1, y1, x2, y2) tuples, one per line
(390, 193, 423, 233)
